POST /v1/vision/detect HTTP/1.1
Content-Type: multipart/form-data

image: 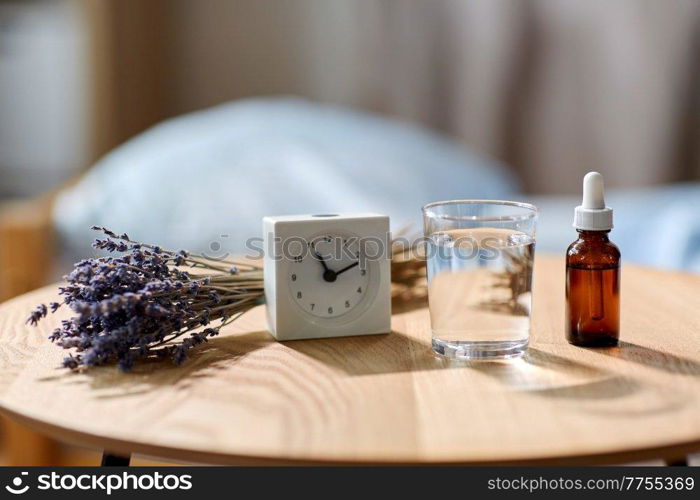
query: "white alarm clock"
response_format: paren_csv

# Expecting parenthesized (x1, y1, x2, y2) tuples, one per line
(263, 213, 391, 341)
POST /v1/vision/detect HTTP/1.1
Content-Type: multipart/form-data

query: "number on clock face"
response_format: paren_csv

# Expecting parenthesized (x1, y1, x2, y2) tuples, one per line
(289, 234, 370, 318)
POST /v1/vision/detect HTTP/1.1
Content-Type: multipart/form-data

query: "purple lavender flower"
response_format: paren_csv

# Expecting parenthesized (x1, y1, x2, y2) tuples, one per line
(27, 227, 263, 372)
(27, 304, 47, 326)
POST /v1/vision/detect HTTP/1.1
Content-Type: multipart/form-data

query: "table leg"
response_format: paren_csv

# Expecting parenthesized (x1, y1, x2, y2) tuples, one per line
(665, 456, 688, 466)
(101, 452, 131, 466)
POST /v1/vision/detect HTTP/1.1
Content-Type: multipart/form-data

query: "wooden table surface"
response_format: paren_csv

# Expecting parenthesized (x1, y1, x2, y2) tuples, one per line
(0, 256, 699, 465)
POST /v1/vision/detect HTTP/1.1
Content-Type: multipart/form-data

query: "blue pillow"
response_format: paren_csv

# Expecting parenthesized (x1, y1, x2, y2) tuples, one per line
(54, 97, 517, 258)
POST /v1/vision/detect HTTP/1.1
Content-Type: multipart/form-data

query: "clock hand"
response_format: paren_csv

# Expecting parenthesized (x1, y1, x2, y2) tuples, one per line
(310, 242, 338, 282)
(335, 261, 359, 276)
(311, 243, 329, 272)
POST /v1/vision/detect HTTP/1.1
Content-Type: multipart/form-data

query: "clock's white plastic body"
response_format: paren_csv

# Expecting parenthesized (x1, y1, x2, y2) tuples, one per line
(263, 213, 391, 341)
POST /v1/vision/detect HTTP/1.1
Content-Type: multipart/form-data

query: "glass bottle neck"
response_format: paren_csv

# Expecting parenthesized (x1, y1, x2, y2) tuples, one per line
(577, 230, 610, 241)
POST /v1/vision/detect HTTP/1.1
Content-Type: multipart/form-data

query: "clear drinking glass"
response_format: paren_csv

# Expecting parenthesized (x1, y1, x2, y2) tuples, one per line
(422, 200, 538, 360)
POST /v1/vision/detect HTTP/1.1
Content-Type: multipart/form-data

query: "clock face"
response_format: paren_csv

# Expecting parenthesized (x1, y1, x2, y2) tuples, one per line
(287, 232, 371, 319)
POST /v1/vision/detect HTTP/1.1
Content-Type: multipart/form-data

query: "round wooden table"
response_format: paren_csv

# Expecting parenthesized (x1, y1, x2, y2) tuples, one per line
(0, 256, 699, 465)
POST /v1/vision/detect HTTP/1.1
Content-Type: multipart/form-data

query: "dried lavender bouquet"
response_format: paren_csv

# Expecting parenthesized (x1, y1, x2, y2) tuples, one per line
(27, 227, 263, 371)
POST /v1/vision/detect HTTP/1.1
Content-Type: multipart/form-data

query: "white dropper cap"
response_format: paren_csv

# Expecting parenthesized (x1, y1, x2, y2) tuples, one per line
(573, 171, 613, 230)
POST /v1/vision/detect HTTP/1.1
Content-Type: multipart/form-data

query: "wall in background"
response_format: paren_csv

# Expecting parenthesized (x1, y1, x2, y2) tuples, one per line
(161, 0, 700, 194)
(0, 0, 89, 198)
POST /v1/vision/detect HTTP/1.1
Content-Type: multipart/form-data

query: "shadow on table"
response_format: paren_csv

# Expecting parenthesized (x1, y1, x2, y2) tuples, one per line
(391, 288, 428, 314)
(595, 341, 700, 376)
(285, 331, 444, 375)
(40, 329, 439, 396)
(38, 334, 697, 415)
(470, 347, 688, 416)
(38, 331, 272, 398)
(291, 339, 686, 415)
(286, 336, 596, 381)
(42, 330, 455, 396)
(465, 347, 614, 393)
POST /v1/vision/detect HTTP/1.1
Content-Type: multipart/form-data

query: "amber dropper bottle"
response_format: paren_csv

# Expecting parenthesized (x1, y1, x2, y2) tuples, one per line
(566, 172, 620, 347)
